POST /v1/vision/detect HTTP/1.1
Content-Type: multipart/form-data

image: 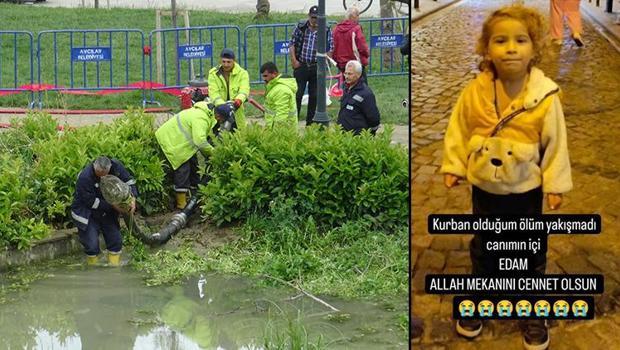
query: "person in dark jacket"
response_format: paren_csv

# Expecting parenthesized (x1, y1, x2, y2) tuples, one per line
(332, 7, 370, 82)
(289, 5, 333, 126)
(337, 60, 380, 135)
(70, 156, 137, 266)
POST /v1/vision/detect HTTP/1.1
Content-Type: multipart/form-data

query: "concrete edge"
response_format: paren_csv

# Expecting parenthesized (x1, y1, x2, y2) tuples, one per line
(412, 0, 462, 23)
(581, 4, 620, 53)
(0, 229, 81, 271)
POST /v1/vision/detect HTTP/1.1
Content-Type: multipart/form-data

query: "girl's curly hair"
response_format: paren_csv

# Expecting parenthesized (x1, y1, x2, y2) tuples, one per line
(476, 5, 548, 74)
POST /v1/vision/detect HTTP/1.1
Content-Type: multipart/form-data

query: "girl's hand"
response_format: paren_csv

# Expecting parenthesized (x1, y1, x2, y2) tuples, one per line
(444, 174, 461, 188)
(547, 193, 563, 210)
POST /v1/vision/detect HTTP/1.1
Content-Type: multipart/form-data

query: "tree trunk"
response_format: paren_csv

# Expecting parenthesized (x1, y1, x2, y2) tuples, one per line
(380, 0, 398, 68)
(255, 0, 270, 20)
(171, 0, 177, 28)
(94, 0, 99, 8)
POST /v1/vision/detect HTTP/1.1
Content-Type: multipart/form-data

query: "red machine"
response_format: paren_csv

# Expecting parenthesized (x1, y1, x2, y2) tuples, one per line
(180, 77, 209, 110)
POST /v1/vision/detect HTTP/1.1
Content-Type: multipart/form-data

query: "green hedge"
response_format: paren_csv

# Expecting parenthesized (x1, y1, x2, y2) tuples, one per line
(201, 124, 408, 230)
(0, 112, 407, 249)
(0, 111, 169, 249)
(29, 109, 169, 219)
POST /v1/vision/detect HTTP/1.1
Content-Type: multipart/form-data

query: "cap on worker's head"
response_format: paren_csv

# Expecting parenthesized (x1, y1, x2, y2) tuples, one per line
(220, 48, 235, 60)
(214, 103, 235, 119)
(308, 5, 318, 17)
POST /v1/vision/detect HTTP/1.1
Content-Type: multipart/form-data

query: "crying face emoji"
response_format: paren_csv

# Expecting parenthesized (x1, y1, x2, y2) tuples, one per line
(553, 300, 569, 317)
(459, 300, 476, 317)
(516, 300, 532, 317)
(497, 300, 513, 317)
(572, 300, 588, 317)
(534, 300, 551, 317)
(477, 300, 494, 317)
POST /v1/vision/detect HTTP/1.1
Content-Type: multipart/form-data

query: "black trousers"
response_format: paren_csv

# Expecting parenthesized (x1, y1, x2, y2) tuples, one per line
(294, 62, 317, 125)
(469, 186, 547, 275)
(173, 154, 199, 193)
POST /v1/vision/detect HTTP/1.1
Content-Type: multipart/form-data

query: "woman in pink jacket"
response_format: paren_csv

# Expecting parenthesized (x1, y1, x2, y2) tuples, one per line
(550, 0, 584, 46)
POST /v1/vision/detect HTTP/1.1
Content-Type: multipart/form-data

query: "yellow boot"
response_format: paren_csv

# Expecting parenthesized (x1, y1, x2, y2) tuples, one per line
(175, 192, 187, 209)
(108, 252, 121, 267)
(86, 255, 99, 266)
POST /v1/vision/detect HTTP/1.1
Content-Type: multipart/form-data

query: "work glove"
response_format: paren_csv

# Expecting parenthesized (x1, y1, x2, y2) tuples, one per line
(214, 103, 236, 132)
(233, 99, 243, 110)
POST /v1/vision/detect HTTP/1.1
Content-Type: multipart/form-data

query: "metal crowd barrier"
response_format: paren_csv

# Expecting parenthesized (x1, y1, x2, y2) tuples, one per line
(358, 16, 408, 77)
(147, 25, 241, 104)
(36, 29, 146, 107)
(3, 18, 408, 108)
(0, 31, 35, 107)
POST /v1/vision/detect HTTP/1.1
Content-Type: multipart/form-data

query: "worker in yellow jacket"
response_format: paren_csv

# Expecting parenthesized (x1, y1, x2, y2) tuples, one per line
(155, 101, 236, 209)
(260, 61, 298, 128)
(207, 48, 250, 128)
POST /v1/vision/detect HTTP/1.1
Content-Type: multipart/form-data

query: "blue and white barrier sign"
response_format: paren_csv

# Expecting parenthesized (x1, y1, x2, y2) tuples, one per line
(177, 44, 212, 59)
(71, 47, 112, 62)
(273, 41, 289, 56)
(370, 34, 404, 48)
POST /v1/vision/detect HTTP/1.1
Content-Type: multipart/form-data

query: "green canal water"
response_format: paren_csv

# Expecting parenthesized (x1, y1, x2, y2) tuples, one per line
(0, 263, 407, 349)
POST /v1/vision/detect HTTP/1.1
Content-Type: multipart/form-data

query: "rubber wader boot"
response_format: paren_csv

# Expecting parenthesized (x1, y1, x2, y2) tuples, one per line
(108, 252, 121, 267)
(86, 255, 99, 266)
(176, 192, 187, 210)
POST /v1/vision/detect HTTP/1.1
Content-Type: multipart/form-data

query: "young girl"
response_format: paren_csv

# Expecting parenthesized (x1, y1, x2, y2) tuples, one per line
(440, 5, 572, 350)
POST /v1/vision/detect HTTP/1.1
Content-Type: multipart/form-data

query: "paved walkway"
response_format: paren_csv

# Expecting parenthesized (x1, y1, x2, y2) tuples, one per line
(581, 0, 620, 46)
(413, 0, 462, 21)
(412, 0, 620, 348)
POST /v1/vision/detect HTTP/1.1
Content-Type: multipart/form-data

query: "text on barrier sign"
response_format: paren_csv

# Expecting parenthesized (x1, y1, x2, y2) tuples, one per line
(427, 214, 601, 234)
(370, 34, 404, 48)
(273, 41, 289, 56)
(71, 47, 112, 62)
(177, 44, 212, 60)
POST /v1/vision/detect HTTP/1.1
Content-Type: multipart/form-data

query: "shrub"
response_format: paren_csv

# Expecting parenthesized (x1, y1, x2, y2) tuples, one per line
(30, 108, 169, 223)
(200, 124, 408, 230)
(0, 155, 49, 249)
(0, 110, 169, 248)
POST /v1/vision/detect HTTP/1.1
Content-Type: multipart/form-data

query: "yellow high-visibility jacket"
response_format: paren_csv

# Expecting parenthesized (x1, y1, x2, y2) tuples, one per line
(208, 62, 250, 127)
(155, 102, 217, 170)
(264, 74, 298, 128)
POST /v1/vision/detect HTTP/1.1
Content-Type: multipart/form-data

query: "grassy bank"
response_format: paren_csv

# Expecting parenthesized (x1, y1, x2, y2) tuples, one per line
(128, 201, 408, 300)
(0, 4, 408, 124)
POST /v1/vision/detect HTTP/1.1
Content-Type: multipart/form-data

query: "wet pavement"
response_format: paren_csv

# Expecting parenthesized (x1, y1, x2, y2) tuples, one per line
(411, 0, 620, 348)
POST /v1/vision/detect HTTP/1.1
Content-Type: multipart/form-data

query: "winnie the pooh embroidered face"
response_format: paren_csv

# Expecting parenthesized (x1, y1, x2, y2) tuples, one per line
(467, 135, 539, 184)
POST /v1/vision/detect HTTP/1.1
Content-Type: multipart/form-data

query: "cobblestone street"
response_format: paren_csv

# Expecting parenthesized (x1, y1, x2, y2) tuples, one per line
(411, 0, 620, 348)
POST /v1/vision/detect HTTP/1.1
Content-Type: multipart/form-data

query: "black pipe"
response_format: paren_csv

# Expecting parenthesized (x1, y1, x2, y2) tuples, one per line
(148, 196, 200, 245)
(122, 213, 158, 246)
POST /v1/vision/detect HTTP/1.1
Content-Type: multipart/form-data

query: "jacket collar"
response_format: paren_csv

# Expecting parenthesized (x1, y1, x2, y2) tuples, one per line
(522, 67, 560, 109)
(217, 62, 239, 77)
(266, 74, 281, 91)
(476, 67, 560, 110)
(346, 79, 365, 92)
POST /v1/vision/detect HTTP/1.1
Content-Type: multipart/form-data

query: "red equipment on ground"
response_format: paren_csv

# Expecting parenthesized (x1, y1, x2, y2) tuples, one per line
(180, 77, 209, 110)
